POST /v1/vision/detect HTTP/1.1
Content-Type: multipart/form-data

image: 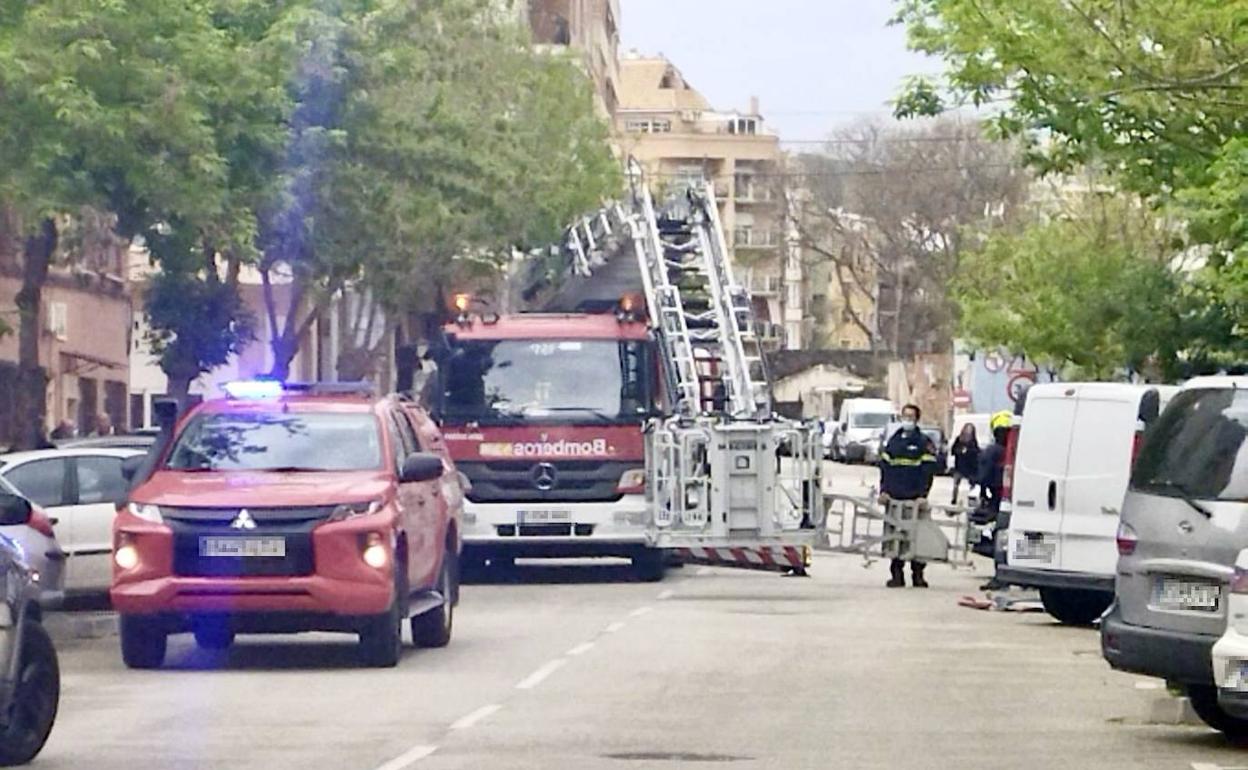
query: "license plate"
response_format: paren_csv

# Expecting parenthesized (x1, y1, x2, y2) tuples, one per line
(1153, 576, 1221, 612)
(1012, 533, 1055, 562)
(518, 510, 572, 524)
(200, 537, 286, 558)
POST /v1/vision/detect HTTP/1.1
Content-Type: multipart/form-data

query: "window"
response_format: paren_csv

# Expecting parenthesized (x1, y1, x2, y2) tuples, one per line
(624, 119, 671, 134)
(1132, 388, 1248, 501)
(4, 458, 69, 508)
(75, 456, 127, 505)
(727, 118, 758, 135)
(166, 412, 383, 472)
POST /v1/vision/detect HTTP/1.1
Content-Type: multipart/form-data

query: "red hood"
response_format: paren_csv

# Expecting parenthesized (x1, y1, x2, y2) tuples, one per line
(443, 424, 643, 462)
(131, 470, 393, 508)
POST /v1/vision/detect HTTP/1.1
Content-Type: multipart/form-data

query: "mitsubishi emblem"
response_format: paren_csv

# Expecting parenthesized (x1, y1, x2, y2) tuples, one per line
(230, 509, 258, 530)
(531, 463, 558, 492)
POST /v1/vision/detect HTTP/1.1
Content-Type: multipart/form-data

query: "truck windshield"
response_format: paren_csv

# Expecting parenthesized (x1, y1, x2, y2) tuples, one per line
(440, 339, 649, 424)
(165, 412, 383, 472)
(1131, 388, 1248, 502)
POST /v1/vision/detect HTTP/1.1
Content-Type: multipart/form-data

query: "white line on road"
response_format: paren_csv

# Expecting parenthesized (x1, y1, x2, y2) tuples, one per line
(657, 589, 675, 600)
(629, 606, 653, 618)
(372, 745, 438, 770)
(450, 704, 502, 731)
(566, 641, 595, 657)
(516, 659, 567, 690)
(604, 621, 626, 633)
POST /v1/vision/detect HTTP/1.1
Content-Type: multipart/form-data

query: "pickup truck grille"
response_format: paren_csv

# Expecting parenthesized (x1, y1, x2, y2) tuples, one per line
(163, 506, 335, 578)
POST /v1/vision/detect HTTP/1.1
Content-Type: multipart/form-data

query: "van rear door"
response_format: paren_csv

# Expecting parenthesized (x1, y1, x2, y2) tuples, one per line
(1059, 388, 1142, 576)
(1008, 388, 1078, 570)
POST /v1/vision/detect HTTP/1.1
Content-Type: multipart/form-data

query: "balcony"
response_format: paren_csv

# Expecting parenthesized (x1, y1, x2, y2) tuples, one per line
(741, 270, 782, 297)
(733, 184, 776, 205)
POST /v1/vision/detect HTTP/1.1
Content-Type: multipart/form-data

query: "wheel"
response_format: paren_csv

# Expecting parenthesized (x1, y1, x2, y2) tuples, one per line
(632, 549, 665, 582)
(359, 571, 404, 668)
(1188, 685, 1248, 740)
(120, 616, 167, 669)
(192, 624, 235, 651)
(412, 556, 455, 649)
(0, 621, 59, 766)
(1039, 587, 1112, 626)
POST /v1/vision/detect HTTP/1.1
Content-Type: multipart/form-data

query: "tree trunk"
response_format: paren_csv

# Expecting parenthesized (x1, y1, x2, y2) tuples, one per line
(13, 219, 56, 449)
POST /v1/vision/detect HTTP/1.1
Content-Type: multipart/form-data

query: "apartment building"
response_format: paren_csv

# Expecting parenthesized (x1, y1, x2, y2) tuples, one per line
(527, 0, 622, 118)
(614, 52, 801, 349)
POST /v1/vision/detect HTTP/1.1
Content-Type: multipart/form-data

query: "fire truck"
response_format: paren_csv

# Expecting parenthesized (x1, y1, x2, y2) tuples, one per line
(429, 163, 827, 579)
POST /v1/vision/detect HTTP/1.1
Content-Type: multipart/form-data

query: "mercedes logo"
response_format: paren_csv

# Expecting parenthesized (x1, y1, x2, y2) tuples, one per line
(530, 463, 558, 492)
(230, 509, 258, 530)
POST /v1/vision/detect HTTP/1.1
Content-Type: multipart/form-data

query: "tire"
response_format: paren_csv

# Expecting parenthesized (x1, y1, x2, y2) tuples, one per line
(120, 616, 167, 670)
(412, 556, 455, 649)
(359, 570, 405, 668)
(1188, 685, 1248, 740)
(632, 549, 665, 583)
(0, 621, 59, 767)
(1039, 587, 1112, 626)
(193, 624, 235, 651)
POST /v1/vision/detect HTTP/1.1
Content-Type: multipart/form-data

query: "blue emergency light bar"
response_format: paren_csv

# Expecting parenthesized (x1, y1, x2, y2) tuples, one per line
(222, 380, 378, 400)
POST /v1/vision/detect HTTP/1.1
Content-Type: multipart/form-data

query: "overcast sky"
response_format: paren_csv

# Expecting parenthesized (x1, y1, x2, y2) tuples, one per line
(620, 0, 940, 145)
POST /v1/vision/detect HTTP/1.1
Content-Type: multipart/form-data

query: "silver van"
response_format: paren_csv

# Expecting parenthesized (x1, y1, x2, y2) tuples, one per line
(1101, 376, 1248, 736)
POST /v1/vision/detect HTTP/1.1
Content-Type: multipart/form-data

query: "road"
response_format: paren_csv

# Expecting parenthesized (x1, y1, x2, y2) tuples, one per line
(32, 464, 1246, 770)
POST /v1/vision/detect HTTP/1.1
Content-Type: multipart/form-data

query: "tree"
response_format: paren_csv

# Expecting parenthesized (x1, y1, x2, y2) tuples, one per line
(0, 0, 234, 445)
(893, 0, 1248, 361)
(257, 0, 619, 380)
(955, 185, 1238, 380)
(789, 118, 1027, 356)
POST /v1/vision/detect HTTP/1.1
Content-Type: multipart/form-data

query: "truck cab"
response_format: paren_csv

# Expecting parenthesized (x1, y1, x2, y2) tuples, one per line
(434, 312, 666, 579)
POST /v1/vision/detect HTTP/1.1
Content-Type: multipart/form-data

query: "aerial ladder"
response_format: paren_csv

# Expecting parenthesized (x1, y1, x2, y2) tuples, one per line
(559, 162, 826, 572)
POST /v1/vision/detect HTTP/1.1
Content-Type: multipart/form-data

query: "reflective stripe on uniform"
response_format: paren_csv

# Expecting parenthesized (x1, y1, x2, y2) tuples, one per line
(883, 457, 925, 467)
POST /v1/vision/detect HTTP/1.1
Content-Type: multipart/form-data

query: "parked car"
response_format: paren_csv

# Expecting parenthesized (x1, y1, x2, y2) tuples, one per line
(0, 477, 64, 609)
(0, 448, 143, 595)
(0, 493, 60, 766)
(999, 382, 1177, 625)
(1212, 548, 1248, 722)
(112, 381, 465, 669)
(1101, 376, 1248, 738)
(55, 431, 159, 451)
(828, 398, 897, 462)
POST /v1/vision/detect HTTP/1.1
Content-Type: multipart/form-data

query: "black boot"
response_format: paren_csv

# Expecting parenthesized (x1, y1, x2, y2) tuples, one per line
(886, 559, 905, 588)
(911, 562, 929, 588)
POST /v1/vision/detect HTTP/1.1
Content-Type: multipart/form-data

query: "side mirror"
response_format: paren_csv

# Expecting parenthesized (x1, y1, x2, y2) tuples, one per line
(0, 493, 32, 526)
(121, 454, 145, 482)
(400, 453, 445, 483)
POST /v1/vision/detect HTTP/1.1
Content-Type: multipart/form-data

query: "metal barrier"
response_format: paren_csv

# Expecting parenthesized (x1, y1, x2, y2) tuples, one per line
(820, 494, 978, 568)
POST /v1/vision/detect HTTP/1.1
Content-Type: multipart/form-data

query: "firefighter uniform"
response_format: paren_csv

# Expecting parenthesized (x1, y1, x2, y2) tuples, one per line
(879, 426, 939, 587)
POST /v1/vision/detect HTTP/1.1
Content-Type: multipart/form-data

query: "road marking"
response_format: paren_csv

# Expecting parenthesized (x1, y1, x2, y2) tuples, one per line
(657, 589, 675, 600)
(373, 745, 438, 770)
(566, 641, 595, 657)
(1190, 764, 1245, 770)
(629, 606, 653, 618)
(516, 659, 567, 690)
(605, 621, 626, 633)
(450, 704, 502, 731)
(696, 567, 712, 576)
(1135, 681, 1163, 690)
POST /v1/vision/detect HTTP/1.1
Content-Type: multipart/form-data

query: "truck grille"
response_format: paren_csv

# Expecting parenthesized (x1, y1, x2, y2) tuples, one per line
(162, 506, 335, 578)
(458, 461, 634, 503)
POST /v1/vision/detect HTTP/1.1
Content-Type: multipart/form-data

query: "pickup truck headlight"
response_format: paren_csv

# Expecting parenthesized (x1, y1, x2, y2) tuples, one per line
(127, 503, 163, 523)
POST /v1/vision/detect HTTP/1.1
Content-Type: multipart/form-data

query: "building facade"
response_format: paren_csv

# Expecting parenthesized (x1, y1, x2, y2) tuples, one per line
(614, 53, 801, 350)
(527, 0, 621, 118)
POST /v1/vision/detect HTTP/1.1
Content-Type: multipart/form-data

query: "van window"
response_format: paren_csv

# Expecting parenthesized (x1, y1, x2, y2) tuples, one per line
(1131, 388, 1248, 501)
(850, 413, 891, 429)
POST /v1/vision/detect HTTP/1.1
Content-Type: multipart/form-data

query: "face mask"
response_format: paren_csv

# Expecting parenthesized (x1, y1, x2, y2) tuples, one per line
(901, 419, 917, 431)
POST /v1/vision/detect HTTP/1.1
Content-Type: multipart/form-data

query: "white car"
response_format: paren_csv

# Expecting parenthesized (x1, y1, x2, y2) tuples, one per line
(0, 447, 143, 594)
(0, 475, 65, 607)
(1213, 548, 1248, 720)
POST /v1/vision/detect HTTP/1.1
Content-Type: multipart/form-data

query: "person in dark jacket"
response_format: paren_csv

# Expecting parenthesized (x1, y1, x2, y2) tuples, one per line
(949, 423, 981, 504)
(878, 403, 938, 588)
(975, 415, 1012, 590)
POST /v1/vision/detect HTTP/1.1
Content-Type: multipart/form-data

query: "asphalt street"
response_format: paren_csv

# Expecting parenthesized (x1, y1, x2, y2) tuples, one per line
(33, 463, 1248, 770)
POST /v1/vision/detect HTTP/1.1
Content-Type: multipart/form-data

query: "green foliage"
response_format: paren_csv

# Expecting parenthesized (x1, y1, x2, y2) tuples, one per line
(144, 267, 256, 382)
(955, 190, 1242, 379)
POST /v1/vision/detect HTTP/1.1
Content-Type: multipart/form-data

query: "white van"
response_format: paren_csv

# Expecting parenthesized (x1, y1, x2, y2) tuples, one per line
(828, 398, 897, 463)
(999, 382, 1177, 625)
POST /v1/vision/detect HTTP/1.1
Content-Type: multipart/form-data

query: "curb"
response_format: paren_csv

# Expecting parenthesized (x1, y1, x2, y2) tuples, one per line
(43, 611, 118, 643)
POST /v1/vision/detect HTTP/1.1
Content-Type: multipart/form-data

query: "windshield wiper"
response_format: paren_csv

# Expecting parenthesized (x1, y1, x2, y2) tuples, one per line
(527, 407, 616, 423)
(263, 466, 324, 473)
(1145, 480, 1213, 518)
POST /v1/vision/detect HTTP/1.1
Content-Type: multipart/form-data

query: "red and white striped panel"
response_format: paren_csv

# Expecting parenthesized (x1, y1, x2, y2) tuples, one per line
(676, 545, 808, 572)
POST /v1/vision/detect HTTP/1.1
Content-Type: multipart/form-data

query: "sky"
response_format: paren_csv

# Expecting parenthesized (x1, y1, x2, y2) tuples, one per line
(619, 0, 940, 145)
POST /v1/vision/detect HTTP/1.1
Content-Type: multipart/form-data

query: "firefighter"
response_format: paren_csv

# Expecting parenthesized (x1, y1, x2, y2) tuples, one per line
(878, 403, 939, 588)
(975, 410, 1014, 591)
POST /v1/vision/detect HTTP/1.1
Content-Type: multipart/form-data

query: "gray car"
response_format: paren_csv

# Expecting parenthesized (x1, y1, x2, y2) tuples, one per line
(0, 477, 63, 609)
(1101, 376, 1248, 737)
(0, 492, 60, 765)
